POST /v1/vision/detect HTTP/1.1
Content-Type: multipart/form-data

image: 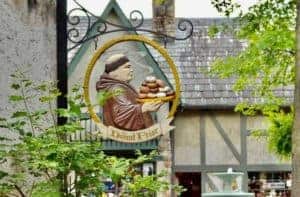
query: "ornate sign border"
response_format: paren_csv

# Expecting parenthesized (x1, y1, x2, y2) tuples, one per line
(83, 35, 181, 143)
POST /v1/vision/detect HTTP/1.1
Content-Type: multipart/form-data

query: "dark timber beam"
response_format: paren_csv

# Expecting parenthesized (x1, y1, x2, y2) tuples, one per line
(56, 0, 68, 124)
(200, 115, 206, 192)
(240, 114, 248, 191)
(174, 164, 291, 172)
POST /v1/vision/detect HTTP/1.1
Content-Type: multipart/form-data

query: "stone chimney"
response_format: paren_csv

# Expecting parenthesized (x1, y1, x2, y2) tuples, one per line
(152, 0, 175, 42)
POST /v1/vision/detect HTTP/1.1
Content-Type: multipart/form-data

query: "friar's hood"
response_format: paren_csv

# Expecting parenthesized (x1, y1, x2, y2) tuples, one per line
(96, 73, 136, 93)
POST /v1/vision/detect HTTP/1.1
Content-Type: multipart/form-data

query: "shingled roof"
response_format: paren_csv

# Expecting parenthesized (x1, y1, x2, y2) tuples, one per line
(68, 15, 294, 109)
(137, 18, 293, 109)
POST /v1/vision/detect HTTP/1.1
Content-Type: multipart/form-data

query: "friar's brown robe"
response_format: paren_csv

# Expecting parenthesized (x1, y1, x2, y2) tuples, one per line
(96, 74, 153, 131)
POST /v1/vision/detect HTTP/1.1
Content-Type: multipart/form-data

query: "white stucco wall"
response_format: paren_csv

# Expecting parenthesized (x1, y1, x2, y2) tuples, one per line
(174, 111, 290, 166)
(205, 112, 241, 165)
(174, 111, 201, 165)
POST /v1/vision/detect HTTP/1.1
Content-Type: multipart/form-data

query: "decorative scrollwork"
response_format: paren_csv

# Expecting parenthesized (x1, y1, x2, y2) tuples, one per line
(129, 10, 144, 28)
(67, 6, 91, 45)
(67, 0, 194, 51)
(176, 19, 194, 40)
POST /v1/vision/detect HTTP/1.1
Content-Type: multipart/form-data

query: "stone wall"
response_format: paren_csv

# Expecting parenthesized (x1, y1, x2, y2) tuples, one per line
(0, 0, 56, 179)
(0, 0, 56, 122)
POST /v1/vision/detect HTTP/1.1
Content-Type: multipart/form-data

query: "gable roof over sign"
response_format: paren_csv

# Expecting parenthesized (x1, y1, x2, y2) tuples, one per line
(68, 0, 170, 87)
(68, 3, 294, 109)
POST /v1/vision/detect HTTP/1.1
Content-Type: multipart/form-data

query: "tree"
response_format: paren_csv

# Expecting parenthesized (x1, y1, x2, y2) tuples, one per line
(209, 0, 296, 156)
(210, 0, 299, 195)
(0, 67, 184, 197)
(292, 1, 300, 196)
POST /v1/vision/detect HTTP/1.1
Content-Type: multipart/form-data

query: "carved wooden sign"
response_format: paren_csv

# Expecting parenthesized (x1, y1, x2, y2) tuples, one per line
(83, 35, 180, 143)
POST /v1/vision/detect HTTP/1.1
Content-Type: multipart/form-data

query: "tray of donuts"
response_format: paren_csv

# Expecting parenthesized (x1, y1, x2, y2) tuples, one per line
(136, 76, 175, 103)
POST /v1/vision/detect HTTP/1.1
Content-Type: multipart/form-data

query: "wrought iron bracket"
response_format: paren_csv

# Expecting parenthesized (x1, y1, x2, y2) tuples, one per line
(67, 0, 194, 51)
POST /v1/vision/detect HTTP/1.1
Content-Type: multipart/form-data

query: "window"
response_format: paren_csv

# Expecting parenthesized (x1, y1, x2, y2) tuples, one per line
(248, 171, 291, 197)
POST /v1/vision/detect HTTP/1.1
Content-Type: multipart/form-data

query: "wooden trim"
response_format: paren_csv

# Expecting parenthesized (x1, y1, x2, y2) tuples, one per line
(200, 115, 206, 165)
(201, 172, 206, 193)
(240, 114, 248, 191)
(174, 165, 240, 172)
(174, 164, 291, 172)
(174, 165, 201, 172)
(200, 114, 206, 192)
(170, 128, 175, 197)
(247, 164, 291, 171)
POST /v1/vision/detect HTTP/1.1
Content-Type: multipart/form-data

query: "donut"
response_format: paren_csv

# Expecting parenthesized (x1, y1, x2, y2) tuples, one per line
(147, 82, 158, 89)
(156, 92, 166, 97)
(145, 76, 156, 83)
(140, 86, 150, 94)
(166, 90, 175, 96)
(147, 93, 157, 98)
(142, 81, 148, 87)
(138, 93, 147, 99)
(163, 86, 171, 92)
(149, 87, 159, 93)
(156, 79, 165, 87)
(159, 87, 166, 92)
(159, 86, 171, 92)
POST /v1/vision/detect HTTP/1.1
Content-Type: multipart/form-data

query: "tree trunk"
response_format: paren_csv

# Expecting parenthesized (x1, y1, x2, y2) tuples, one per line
(292, 1, 300, 196)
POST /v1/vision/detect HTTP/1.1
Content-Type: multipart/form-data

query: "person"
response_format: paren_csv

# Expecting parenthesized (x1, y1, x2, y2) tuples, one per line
(96, 54, 162, 131)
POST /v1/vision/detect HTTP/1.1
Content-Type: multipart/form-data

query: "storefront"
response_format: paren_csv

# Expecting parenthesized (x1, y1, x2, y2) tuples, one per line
(248, 171, 291, 197)
(67, 1, 293, 196)
(175, 173, 201, 197)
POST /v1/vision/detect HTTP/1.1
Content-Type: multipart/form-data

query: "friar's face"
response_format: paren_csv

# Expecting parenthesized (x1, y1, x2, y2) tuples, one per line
(108, 62, 133, 82)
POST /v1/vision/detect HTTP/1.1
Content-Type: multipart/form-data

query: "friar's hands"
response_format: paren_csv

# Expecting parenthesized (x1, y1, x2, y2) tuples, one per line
(141, 102, 163, 113)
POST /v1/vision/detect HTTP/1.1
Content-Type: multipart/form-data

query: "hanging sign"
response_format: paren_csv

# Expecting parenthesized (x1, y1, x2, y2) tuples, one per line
(83, 35, 180, 143)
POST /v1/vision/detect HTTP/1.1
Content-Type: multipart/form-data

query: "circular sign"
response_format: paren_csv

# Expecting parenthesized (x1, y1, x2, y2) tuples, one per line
(83, 35, 180, 143)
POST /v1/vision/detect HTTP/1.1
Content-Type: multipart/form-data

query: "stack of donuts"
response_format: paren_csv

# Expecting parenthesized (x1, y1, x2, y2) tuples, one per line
(138, 76, 175, 100)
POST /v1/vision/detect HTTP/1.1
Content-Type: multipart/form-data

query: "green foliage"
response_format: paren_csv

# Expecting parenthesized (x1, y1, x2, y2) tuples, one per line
(0, 68, 183, 196)
(208, 25, 219, 38)
(211, 0, 241, 17)
(154, 0, 167, 6)
(122, 171, 169, 197)
(120, 166, 185, 197)
(31, 180, 60, 197)
(209, 0, 296, 112)
(247, 111, 293, 159)
(267, 111, 293, 159)
(209, 0, 296, 157)
(96, 88, 123, 107)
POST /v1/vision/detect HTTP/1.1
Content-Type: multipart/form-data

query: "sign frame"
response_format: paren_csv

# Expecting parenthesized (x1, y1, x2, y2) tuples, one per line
(83, 35, 181, 143)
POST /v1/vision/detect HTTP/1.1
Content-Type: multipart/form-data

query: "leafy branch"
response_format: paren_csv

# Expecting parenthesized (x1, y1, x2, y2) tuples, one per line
(0, 69, 184, 196)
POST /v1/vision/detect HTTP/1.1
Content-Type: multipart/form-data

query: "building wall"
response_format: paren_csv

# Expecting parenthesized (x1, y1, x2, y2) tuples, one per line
(174, 110, 290, 193)
(204, 111, 241, 165)
(174, 111, 201, 165)
(174, 110, 290, 167)
(246, 116, 289, 165)
(0, 0, 56, 119)
(0, 0, 56, 174)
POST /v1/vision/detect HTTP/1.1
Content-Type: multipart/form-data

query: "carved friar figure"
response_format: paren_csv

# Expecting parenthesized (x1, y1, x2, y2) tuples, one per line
(96, 54, 161, 131)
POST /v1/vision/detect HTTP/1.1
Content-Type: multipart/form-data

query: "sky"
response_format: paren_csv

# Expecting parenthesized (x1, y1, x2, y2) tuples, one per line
(67, 0, 259, 18)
